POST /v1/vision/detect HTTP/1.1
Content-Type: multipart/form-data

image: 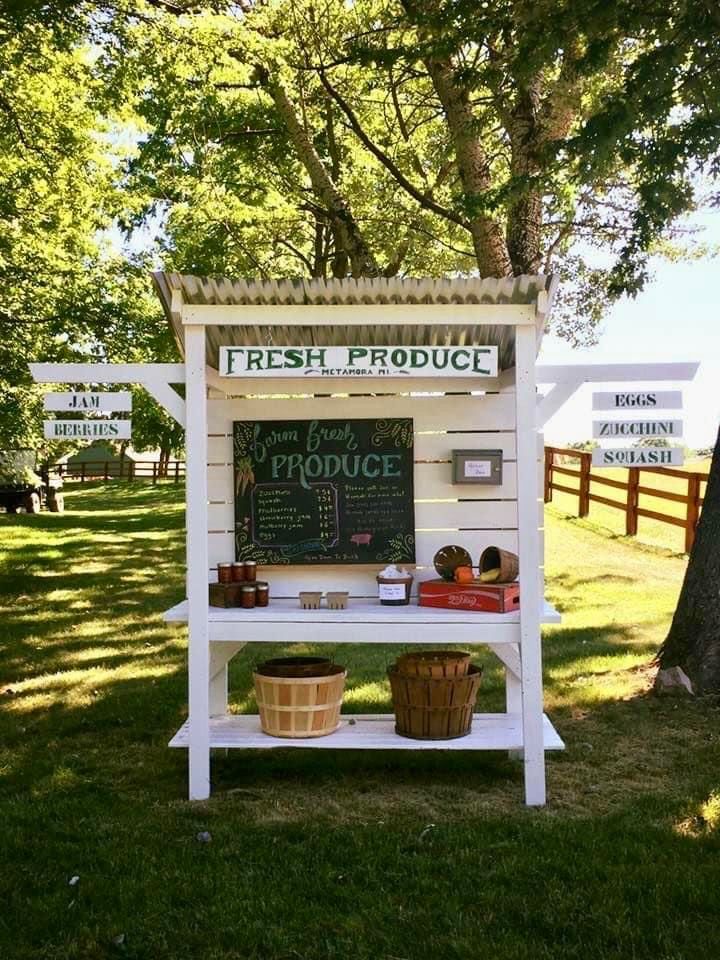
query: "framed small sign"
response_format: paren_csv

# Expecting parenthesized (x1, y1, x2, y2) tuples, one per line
(452, 449, 503, 485)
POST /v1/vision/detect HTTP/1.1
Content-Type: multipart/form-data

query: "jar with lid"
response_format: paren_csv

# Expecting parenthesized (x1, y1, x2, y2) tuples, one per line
(244, 560, 258, 582)
(217, 562, 233, 584)
(255, 581, 269, 607)
(240, 584, 257, 608)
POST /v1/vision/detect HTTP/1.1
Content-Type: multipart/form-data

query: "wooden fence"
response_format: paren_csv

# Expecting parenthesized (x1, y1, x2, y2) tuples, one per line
(51, 460, 185, 483)
(544, 446, 707, 553)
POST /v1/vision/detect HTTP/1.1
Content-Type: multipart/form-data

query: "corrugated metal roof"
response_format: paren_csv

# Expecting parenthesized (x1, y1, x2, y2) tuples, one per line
(152, 272, 556, 371)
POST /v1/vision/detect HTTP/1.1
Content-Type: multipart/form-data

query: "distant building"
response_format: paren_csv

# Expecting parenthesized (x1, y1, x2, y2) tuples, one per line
(57, 441, 162, 478)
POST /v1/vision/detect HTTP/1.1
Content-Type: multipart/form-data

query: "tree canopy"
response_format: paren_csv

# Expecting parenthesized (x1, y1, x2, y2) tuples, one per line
(1, 0, 719, 449)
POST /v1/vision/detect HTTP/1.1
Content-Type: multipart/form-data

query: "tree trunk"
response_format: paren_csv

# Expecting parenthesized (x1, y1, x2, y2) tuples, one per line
(261, 71, 380, 278)
(656, 425, 720, 694)
(424, 54, 513, 277)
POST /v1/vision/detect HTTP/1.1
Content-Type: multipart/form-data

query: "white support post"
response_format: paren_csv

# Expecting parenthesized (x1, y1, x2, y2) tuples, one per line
(209, 643, 246, 716)
(515, 324, 546, 806)
(185, 323, 210, 800)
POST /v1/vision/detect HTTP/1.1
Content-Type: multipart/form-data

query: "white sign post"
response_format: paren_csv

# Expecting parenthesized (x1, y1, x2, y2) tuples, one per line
(592, 419, 683, 439)
(591, 447, 684, 468)
(592, 391, 682, 411)
(43, 420, 132, 440)
(218, 345, 498, 378)
(43, 391, 132, 412)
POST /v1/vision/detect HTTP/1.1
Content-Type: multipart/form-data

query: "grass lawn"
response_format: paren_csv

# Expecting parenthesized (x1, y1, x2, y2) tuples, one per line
(1, 482, 719, 960)
(548, 456, 710, 553)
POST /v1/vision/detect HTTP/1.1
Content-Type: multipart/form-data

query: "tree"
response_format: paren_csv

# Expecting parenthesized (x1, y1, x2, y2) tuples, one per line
(0, 13, 180, 457)
(657, 427, 720, 694)
(107, 0, 720, 343)
(4, 2, 720, 686)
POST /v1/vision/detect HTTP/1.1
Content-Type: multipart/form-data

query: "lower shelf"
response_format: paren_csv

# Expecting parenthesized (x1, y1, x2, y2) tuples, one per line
(168, 713, 565, 751)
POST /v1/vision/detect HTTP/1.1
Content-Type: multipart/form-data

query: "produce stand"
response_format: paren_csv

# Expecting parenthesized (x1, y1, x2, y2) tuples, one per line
(30, 273, 699, 806)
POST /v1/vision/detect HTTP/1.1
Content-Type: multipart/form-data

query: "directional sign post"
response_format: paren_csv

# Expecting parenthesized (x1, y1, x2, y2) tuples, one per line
(592, 419, 683, 439)
(43, 391, 132, 412)
(43, 420, 132, 440)
(592, 391, 682, 411)
(592, 447, 684, 468)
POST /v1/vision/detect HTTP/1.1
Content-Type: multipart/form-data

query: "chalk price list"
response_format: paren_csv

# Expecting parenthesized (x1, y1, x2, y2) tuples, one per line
(251, 483, 339, 549)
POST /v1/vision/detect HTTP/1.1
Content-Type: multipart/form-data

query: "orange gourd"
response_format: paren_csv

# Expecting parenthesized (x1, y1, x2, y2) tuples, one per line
(453, 565, 474, 583)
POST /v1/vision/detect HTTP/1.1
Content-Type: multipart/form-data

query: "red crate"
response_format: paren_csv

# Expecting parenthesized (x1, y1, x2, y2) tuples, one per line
(418, 579, 520, 613)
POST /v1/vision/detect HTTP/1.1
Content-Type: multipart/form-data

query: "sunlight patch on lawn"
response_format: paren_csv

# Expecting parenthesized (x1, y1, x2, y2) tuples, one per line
(3, 662, 179, 713)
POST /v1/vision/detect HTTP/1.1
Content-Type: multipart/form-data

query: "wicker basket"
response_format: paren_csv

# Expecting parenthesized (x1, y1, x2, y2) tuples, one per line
(253, 666, 346, 738)
(256, 656, 333, 678)
(395, 650, 471, 678)
(388, 664, 482, 740)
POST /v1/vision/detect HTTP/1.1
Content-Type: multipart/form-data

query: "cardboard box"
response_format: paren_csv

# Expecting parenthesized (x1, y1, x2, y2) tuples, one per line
(418, 579, 520, 613)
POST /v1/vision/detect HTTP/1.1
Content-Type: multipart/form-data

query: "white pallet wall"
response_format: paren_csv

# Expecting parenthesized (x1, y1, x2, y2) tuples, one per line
(202, 389, 543, 598)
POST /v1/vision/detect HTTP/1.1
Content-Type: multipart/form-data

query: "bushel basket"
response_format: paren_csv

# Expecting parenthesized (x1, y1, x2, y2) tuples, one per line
(253, 665, 346, 738)
(395, 650, 471, 678)
(388, 664, 482, 740)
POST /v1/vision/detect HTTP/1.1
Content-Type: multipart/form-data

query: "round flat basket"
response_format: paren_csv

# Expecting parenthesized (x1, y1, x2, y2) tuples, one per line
(433, 544, 473, 581)
(388, 664, 482, 740)
(395, 650, 471, 678)
(253, 666, 346, 738)
(256, 656, 334, 678)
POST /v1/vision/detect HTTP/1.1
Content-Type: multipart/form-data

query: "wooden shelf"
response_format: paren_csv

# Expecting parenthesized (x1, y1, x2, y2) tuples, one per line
(169, 713, 565, 751)
(162, 598, 560, 644)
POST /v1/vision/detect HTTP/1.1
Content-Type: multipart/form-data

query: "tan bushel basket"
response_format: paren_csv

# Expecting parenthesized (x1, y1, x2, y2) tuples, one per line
(395, 650, 471, 678)
(253, 666, 346, 738)
(388, 664, 483, 740)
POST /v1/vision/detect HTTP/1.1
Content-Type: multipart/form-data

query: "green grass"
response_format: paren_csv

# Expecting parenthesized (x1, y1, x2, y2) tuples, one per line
(549, 456, 710, 553)
(1, 483, 720, 959)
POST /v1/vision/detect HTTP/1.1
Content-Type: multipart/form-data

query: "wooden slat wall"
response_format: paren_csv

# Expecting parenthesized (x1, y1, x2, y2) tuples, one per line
(204, 389, 544, 598)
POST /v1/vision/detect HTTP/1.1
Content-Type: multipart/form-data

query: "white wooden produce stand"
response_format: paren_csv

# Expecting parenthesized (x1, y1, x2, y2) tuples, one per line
(31, 273, 699, 806)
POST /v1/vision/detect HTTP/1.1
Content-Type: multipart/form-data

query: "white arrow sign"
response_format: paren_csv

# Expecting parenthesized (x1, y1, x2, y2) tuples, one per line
(592, 447, 684, 468)
(593, 419, 683, 439)
(592, 391, 682, 411)
(44, 391, 132, 412)
(44, 420, 132, 440)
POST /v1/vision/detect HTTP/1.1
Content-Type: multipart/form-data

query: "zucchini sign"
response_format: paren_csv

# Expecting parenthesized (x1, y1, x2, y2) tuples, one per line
(219, 345, 498, 378)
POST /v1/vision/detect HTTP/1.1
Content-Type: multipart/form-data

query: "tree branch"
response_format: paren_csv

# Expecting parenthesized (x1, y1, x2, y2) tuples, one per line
(316, 67, 470, 229)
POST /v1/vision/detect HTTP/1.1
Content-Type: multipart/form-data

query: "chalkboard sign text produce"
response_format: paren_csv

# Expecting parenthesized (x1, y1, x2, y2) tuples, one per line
(234, 418, 415, 565)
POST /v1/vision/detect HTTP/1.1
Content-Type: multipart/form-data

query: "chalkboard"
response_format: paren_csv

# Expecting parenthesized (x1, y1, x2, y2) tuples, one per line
(233, 418, 415, 565)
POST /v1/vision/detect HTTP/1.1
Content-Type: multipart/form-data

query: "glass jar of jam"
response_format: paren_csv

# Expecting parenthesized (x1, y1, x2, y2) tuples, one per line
(230, 562, 245, 582)
(217, 562, 232, 584)
(255, 581, 269, 607)
(240, 584, 257, 609)
(243, 560, 257, 582)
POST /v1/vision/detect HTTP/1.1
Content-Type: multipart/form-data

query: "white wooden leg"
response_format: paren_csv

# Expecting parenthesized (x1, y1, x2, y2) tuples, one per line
(505, 668, 523, 760)
(515, 324, 547, 807)
(186, 322, 210, 801)
(209, 643, 246, 716)
(488, 643, 523, 760)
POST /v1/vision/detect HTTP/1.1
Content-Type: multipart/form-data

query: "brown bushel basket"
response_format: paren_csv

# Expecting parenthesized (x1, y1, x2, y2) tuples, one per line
(395, 650, 471, 678)
(253, 666, 346, 738)
(479, 545, 519, 583)
(388, 664, 482, 740)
